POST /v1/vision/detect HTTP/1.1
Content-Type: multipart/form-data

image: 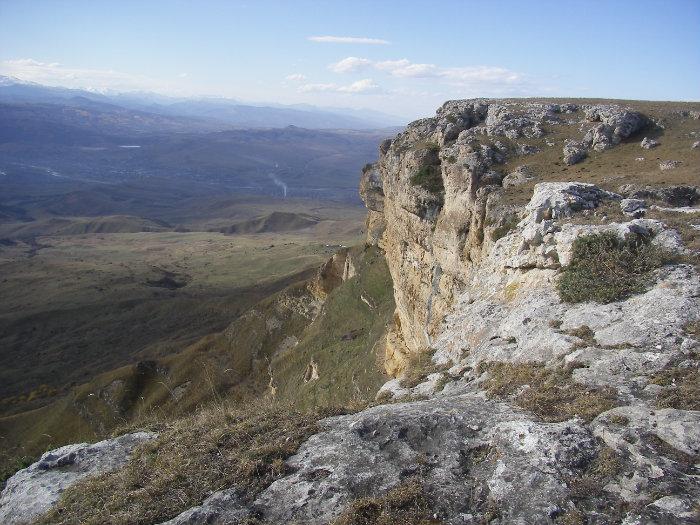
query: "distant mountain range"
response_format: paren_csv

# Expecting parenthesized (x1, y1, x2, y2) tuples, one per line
(0, 76, 405, 130)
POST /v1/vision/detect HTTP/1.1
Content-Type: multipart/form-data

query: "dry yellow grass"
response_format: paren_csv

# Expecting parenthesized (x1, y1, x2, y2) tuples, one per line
(35, 400, 352, 525)
(332, 479, 441, 525)
(480, 362, 618, 422)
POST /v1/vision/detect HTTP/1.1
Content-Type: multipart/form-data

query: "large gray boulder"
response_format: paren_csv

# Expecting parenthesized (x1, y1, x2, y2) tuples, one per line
(563, 140, 587, 165)
(0, 432, 155, 525)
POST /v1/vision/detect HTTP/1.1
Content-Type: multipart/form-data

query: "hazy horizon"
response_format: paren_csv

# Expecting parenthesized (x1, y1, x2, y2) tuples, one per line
(1, 0, 699, 120)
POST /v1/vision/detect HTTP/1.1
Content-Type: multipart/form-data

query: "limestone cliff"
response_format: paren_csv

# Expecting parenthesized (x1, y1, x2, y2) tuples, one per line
(360, 99, 699, 376)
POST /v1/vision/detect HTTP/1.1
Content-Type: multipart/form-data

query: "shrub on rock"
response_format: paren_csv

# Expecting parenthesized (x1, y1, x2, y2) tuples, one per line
(557, 232, 668, 303)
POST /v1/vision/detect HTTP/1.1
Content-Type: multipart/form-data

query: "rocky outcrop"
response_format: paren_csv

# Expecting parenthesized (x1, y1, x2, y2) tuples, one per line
(0, 432, 155, 525)
(563, 140, 587, 165)
(620, 184, 699, 206)
(359, 163, 386, 245)
(581, 105, 647, 151)
(360, 99, 656, 366)
(308, 248, 356, 300)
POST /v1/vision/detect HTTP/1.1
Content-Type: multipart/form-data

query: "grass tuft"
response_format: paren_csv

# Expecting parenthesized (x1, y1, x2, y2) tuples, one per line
(650, 366, 700, 410)
(557, 232, 670, 304)
(480, 362, 618, 422)
(399, 350, 439, 389)
(332, 478, 441, 525)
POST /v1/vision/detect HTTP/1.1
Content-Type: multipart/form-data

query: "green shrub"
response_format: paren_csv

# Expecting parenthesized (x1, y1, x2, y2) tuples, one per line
(409, 166, 444, 194)
(557, 232, 669, 304)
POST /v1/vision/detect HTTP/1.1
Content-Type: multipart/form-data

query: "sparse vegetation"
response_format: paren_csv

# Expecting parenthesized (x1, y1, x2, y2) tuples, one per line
(332, 478, 440, 525)
(650, 366, 700, 410)
(563, 443, 625, 523)
(410, 165, 444, 194)
(35, 401, 349, 525)
(481, 362, 618, 422)
(566, 325, 597, 348)
(557, 232, 670, 304)
(424, 141, 441, 153)
(400, 349, 439, 389)
(490, 214, 520, 241)
(0, 455, 33, 484)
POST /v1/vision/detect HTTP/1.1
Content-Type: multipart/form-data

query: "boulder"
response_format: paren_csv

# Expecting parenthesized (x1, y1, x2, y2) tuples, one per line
(502, 166, 535, 188)
(640, 137, 659, 149)
(0, 432, 156, 525)
(563, 140, 587, 165)
(620, 198, 647, 217)
(659, 160, 681, 170)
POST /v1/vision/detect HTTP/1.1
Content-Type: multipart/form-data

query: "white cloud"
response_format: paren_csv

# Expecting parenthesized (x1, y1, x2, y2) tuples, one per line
(299, 78, 381, 94)
(285, 73, 307, 81)
(178, 72, 189, 78)
(328, 57, 372, 73)
(328, 57, 523, 85)
(340, 78, 381, 93)
(308, 36, 389, 45)
(375, 59, 438, 78)
(0, 58, 172, 93)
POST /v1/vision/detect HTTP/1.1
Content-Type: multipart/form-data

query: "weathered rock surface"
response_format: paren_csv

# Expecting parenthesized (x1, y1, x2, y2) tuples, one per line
(163, 394, 602, 525)
(563, 139, 587, 165)
(620, 198, 647, 217)
(640, 137, 659, 149)
(660, 160, 682, 170)
(0, 432, 155, 525)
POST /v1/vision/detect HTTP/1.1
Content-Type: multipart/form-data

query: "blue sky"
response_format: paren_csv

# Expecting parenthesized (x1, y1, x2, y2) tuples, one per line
(1, 0, 698, 119)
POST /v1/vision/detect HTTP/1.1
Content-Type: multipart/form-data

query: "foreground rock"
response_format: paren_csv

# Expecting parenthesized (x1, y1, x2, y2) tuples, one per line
(0, 432, 155, 525)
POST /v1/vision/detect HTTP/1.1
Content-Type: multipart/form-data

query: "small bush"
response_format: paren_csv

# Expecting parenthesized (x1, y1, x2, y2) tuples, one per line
(332, 478, 440, 525)
(557, 232, 670, 304)
(410, 166, 444, 195)
(481, 362, 618, 422)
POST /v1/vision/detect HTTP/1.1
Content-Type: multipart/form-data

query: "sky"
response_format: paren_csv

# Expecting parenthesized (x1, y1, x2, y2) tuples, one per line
(0, 0, 699, 119)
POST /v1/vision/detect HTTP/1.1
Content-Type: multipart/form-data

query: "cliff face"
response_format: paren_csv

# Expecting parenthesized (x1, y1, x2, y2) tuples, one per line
(361, 99, 699, 375)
